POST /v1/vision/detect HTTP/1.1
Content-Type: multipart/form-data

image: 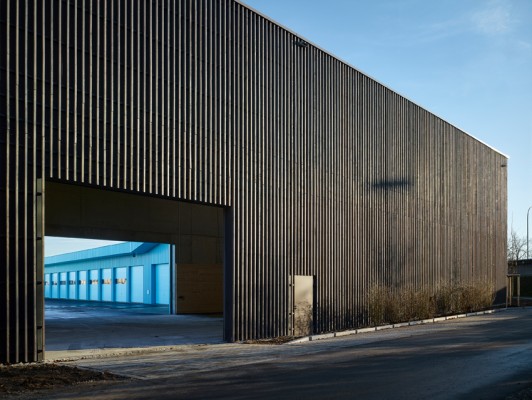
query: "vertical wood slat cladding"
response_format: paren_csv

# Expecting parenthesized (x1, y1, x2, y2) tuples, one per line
(1, 0, 507, 361)
(1, 0, 45, 363)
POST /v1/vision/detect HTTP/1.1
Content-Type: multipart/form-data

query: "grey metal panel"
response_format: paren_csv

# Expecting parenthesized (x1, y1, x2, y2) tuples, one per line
(0, 0, 507, 362)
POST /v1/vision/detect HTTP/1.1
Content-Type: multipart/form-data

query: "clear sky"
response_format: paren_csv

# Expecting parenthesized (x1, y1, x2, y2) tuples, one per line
(45, 0, 532, 256)
(45, 237, 125, 257)
(240, 0, 532, 238)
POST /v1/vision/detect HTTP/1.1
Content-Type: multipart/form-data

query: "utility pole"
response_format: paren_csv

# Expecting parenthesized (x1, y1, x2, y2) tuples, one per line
(527, 206, 532, 259)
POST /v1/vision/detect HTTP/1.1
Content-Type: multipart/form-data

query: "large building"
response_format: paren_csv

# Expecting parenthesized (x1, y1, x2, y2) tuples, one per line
(45, 242, 172, 306)
(1, 0, 507, 363)
(44, 241, 223, 313)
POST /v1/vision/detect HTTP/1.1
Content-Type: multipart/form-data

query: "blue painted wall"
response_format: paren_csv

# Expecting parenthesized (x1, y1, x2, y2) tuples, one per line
(45, 242, 170, 305)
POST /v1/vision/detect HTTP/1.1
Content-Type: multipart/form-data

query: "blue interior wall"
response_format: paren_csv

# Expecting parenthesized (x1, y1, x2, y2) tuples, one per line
(45, 243, 170, 305)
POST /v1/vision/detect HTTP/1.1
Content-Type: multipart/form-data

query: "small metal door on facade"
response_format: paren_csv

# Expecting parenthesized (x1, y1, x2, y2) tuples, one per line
(78, 271, 88, 300)
(59, 272, 68, 299)
(292, 275, 315, 337)
(44, 274, 51, 298)
(68, 271, 77, 299)
(115, 267, 128, 302)
(155, 263, 170, 305)
(51, 273, 59, 298)
(130, 266, 144, 303)
(101, 268, 112, 301)
(89, 269, 99, 301)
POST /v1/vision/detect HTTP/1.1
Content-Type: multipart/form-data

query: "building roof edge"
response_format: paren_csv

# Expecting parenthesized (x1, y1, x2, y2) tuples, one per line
(235, 0, 509, 159)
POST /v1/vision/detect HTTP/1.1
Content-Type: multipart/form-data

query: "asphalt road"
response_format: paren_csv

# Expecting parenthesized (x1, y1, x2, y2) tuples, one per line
(36, 308, 532, 399)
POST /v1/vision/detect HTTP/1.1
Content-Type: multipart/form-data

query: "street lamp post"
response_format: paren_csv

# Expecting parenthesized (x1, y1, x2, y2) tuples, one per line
(528, 206, 532, 259)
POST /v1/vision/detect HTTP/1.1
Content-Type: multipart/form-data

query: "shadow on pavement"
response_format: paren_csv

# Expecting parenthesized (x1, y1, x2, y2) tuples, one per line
(45, 299, 223, 356)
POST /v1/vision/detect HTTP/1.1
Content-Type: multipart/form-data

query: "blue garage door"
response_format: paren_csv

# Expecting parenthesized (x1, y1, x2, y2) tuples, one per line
(68, 271, 77, 299)
(115, 267, 127, 302)
(89, 269, 99, 300)
(155, 264, 170, 305)
(101, 268, 112, 301)
(51, 273, 59, 298)
(78, 271, 88, 300)
(44, 274, 51, 298)
(130, 266, 143, 303)
(59, 272, 68, 299)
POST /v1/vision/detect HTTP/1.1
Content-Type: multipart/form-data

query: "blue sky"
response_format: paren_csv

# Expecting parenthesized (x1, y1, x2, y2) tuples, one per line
(45, 237, 124, 257)
(46, 0, 532, 256)
(240, 0, 532, 237)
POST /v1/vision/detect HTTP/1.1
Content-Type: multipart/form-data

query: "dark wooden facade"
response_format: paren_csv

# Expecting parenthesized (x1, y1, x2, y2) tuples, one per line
(0, 0, 507, 363)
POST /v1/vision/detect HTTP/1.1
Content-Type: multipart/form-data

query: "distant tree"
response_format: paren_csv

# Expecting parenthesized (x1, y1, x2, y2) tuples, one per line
(507, 229, 528, 274)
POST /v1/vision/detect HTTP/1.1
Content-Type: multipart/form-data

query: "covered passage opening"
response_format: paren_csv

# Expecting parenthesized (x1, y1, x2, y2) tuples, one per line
(45, 239, 172, 309)
(44, 181, 227, 355)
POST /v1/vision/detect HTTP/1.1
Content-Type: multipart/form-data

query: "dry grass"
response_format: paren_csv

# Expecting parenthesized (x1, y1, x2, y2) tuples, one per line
(368, 280, 495, 326)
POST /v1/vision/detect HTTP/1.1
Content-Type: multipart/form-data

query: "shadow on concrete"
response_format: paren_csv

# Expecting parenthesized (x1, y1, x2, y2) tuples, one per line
(45, 299, 223, 357)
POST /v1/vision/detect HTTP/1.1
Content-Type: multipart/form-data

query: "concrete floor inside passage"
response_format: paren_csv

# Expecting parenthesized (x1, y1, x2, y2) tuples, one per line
(44, 299, 224, 360)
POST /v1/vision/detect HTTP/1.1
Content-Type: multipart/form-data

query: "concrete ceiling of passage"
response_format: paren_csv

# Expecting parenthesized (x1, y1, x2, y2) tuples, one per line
(45, 180, 224, 245)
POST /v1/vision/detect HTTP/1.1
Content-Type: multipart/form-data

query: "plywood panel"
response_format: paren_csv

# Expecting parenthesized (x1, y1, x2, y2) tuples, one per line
(176, 264, 223, 313)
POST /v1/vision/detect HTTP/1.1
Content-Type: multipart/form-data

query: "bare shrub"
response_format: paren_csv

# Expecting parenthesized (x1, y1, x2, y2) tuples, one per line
(405, 287, 435, 321)
(435, 283, 459, 315)
(459, 280, 495, 312)
(368, 280, 494, 326)
(368, 285, 435, 325)
(435, 280, 494, 315)
(294, 302, 313, 336)
(368, 285, 389, 326)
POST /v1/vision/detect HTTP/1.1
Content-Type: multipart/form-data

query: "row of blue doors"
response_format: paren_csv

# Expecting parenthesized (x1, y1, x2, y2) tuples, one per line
(45, 264, 170, 305)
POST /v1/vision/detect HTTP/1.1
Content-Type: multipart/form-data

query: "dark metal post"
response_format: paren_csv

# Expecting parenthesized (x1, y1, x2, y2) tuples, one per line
(526, 206, 532, 260)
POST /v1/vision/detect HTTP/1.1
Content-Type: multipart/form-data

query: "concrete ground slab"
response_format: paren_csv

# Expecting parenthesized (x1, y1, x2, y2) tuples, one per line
(45, 299, 223, 360)
(27, 307, 532, 400)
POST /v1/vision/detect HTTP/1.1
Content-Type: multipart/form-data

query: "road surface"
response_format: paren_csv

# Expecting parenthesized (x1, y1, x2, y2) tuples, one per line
(28, 308, 532, 399)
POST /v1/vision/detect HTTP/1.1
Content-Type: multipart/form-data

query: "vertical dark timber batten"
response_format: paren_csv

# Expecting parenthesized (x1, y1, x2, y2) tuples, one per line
(13, 0, 20, 363)
(0, 0, 10, 364)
